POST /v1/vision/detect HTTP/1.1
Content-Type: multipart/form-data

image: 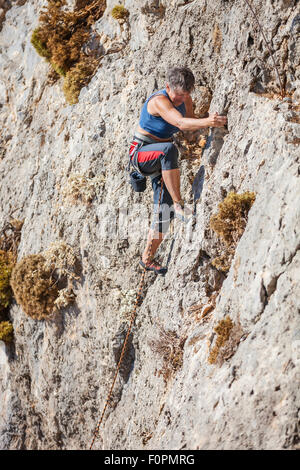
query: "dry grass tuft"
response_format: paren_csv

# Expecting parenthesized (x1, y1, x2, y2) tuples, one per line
(43, 241, 80, 310)
(61, 173, 106, 205)
(0, 219, 24, 338)
(211, 250, 235, 273)
(208, 316, 233, 364)
(210, 191, 256, 246)
(63, 56, 99, 104)
(43, 241, 80, 281)
(210, 191, 256, 272)
(31, 0, 106, 104)
(149, 323, 186, 384)
(208, 315, 245, 365)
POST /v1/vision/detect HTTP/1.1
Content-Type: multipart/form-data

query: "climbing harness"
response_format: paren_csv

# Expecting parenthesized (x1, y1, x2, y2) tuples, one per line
(89, 177, 164, 450)
(128, 140, 147, 192)
(127, 133, 164, 193)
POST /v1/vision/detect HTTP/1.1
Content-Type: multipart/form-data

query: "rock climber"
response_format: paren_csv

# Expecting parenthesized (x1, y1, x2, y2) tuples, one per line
(129, 66, 227, 275)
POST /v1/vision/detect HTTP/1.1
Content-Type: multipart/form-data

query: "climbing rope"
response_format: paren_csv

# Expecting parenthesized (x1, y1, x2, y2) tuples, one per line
(89, 178, 164, 450)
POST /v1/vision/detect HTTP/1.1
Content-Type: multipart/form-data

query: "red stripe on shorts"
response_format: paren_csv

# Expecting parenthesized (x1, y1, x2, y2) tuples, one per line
(137, 150, 163, 162)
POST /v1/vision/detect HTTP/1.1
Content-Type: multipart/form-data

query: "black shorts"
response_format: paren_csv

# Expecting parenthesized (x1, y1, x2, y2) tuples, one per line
(129, 139, 179, 233)
(150, 174, 175, 234)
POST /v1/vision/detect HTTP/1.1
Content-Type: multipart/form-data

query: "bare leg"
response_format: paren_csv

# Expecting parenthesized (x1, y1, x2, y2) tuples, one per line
(161, 168, 192, 220)
(142, 229, 165, 263)
(161, 168, 181, 202)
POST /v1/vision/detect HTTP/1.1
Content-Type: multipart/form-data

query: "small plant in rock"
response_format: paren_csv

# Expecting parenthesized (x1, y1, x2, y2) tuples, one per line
(211, 251, 234, 273)
(0, 321, 14, 343)
(111, 5, 129, 20)
(10, 254, 59, 320)
(208, 316, 233, 365)
(210, 191, 256, 246)
(10, 242, 81, 320)
(43, 241, 79, 280)
(208, 315, 245, 366)
(43, 241, 80, 309)
(0, 250, 15, 312)
(63, 56, 99, 104)
(210, 191, 256, 272)
(149, 324, 186, 384)
(62, 173, 106, 205)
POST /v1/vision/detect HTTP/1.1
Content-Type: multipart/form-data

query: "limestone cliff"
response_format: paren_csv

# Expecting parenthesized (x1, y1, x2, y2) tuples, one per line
(0, 0, 299, 450)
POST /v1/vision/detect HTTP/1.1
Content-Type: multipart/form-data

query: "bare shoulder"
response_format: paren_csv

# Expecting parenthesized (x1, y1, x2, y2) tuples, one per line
(148, 94, 172, 115)
(183, 93, 194, 118)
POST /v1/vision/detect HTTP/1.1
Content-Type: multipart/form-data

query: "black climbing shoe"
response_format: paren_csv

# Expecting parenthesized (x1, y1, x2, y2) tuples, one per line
(139, 259, 168, 276)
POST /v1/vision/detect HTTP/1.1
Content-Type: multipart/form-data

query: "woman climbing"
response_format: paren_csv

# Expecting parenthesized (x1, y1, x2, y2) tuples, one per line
(129, 66, 227, 275)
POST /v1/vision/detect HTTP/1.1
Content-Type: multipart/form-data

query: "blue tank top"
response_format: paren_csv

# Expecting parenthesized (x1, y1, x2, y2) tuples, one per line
(139, 89, 186, 139)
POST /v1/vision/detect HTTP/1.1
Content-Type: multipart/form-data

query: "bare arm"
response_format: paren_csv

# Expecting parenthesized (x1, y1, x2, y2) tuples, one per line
(183, 94, 195, 118)
(154, 96, 227, 131)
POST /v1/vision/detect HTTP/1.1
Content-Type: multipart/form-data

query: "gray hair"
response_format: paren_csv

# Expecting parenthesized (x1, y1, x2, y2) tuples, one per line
(167, 67, 195, 92)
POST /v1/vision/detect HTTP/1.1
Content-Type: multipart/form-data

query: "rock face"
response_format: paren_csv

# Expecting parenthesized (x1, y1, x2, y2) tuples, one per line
(0, 0, 299, 450)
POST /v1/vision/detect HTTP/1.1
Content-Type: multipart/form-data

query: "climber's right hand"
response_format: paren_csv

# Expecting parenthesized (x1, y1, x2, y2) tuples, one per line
(207, 112, 227, 127)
